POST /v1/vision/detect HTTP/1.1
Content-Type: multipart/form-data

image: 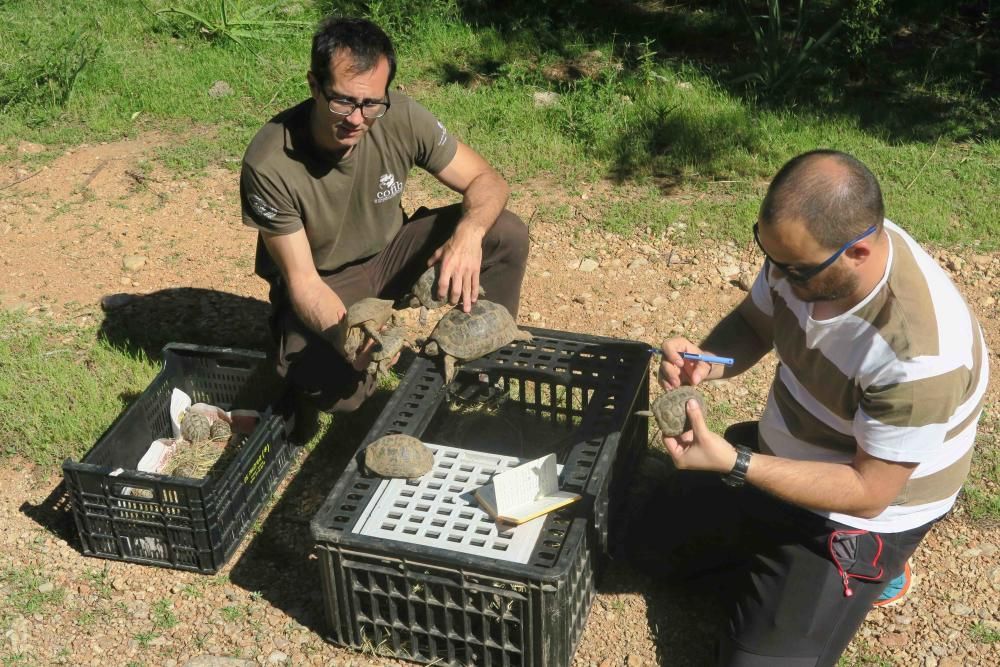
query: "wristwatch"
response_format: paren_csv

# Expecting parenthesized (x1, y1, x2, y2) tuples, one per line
(722, 445, 753, 487)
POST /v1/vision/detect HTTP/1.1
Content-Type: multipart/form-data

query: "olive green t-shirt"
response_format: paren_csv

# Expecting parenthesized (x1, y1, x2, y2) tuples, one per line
(240, 91, 458, 281)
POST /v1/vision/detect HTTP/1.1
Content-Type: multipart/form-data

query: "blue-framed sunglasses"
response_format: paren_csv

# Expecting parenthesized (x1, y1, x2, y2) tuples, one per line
(752, 223, 878, 284)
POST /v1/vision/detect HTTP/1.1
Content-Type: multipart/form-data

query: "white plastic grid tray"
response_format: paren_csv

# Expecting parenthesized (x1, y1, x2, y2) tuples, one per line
(352, 443, 553, 563)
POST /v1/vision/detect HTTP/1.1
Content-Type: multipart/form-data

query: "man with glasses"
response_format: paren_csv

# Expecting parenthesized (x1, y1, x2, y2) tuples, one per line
(633, 150, 988, 665)
(240, 17, 528, 415)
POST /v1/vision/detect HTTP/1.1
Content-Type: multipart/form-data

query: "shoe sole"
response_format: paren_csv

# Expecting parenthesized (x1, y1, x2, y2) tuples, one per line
(874, 561, 915, 608)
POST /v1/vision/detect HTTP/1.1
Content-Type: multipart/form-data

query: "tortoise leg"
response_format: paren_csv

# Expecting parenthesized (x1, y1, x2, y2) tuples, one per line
(362, 323, 385, 346)
(513, 329, 534, 342)
(443, 355, 456, 384)
(418, 306, 429, 326)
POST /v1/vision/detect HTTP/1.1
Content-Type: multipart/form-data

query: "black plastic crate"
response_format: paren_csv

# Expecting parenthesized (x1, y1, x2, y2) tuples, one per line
(311, 327, 650, 665)
(62, 343, 294, 573)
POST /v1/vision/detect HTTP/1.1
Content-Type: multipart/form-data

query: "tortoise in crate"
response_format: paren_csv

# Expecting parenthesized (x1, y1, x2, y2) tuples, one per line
(422, 300, 532, 384)
(363, 434, 434, 479)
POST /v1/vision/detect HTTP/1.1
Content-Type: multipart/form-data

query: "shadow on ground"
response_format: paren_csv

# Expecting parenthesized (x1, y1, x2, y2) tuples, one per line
(228, 385, 400, 636)
(97, 287, 272, 361)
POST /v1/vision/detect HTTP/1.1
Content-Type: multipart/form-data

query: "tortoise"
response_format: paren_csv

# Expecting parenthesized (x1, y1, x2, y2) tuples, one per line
(366, 320, 408, 381)
(406, 265, 486, 324)
(209, 419, 232, 441)
(636, 386, 705, 437)
(363, 433, 434, 479)
(337, 297, 394, 363)
(423, 300, 532, 384)
(180, 411, 212, 442)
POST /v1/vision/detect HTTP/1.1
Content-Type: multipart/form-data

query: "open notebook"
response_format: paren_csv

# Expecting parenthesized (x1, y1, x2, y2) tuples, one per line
(474, 453, 581, 525)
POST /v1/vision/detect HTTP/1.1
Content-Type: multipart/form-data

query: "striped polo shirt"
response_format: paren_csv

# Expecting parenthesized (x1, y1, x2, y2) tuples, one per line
(739, 220, 989, 533)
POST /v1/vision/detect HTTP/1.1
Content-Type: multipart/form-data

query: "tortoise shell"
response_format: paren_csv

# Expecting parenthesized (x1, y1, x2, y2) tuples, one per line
(410, 265, 486, 310)
(346, 297, 394, 328)
(411, 265, 448, 310)
(181, 412, 212, 442)
(363, 434, 434, 479)
(209, 419, 232, 441)
(426, 300, 531, 361)
(644, 387, 705, 437)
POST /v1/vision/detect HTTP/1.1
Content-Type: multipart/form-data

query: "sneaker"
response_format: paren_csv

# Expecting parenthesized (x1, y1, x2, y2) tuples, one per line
(874, 560, 913, 607)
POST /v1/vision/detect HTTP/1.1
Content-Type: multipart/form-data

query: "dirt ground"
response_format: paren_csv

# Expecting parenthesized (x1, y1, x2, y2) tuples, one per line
(1, 136, 998, 666)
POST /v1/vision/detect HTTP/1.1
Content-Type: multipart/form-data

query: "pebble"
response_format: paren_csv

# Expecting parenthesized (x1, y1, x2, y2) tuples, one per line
(37, 582, 54, 594)
(628, 258, 648, 269)
(529, 311, 541, 321)
(122, 255, 146, 272)
(579, 258, 599, 272)
(950, 602, 974, 616)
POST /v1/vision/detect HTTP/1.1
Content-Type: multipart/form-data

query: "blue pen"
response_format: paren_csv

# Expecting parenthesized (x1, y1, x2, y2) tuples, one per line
(647, 348, 735, 366)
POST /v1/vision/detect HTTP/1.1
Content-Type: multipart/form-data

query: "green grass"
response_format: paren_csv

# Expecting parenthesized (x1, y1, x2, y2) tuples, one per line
(962, 412, 1000, 525)
(0, 311, 157, 467)
(0, 0, 995, 245)
(0, 566, 65, 629)
(970, 621, 1000, 644)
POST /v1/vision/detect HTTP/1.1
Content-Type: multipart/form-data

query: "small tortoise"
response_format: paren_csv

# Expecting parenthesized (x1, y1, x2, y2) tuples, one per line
(209, 419, 232, 441)
(407, 265, 486, 324)
(363, 433, 434, 479)
(337, 297, 394, 363)
(636, 387, 705, 437)
(180, 412, 212, 442)
(423, 300, 532, 384)
(366, 321, 408, 381)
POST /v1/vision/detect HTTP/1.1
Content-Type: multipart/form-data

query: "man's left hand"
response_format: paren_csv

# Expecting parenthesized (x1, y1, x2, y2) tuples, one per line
(662, 399, 738, 474)
(429, 224, 484, 313)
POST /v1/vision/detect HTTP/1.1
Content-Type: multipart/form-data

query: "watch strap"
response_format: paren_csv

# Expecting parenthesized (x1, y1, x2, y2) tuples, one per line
(722, 444, 753, 487)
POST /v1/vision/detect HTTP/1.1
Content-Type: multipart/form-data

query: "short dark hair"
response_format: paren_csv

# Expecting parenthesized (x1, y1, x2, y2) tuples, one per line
(311, 17, 397, 91)
(759, 150, 885, 249)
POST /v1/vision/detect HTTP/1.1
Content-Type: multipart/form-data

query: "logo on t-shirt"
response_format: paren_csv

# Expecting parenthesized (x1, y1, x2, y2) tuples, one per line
(248, 193, 278, 220)
(374, 172, 404, 204)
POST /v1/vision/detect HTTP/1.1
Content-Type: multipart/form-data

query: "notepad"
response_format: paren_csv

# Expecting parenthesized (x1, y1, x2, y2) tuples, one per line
(474, 453, 581, 525)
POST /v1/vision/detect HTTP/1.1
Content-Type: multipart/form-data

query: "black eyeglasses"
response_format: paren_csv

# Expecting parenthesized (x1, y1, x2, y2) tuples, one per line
(752, 222, 878, 284)
(321, 89, 390, 119)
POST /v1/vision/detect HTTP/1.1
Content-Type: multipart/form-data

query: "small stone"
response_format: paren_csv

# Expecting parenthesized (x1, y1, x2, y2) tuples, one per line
(579, 258, 599, 272)
(112, 578, 128, 591)
(573, 293, 592, 304)
(880, 631, 908, 648)
(529, 311, 541, 321)
(960, 547, 983, 558)
(628, 257, 648, 269)
(566, 259, 582, 270)
(718, 264, 740, 279)
(532, 91, 559, 108)
(122, 255, 146, 272)
(37, 582, 54, 594)
(119, 276, 133, 286)
(17, 141, 45, 155)
(208, 80, 234, 98)
(627, 654, 644, 667)
(266, 651, 288, 664)
(949, 602, 974, 616)
(627, 326, 645, 338)
(946, 257, 964, 272)
(982, 296, 995, 308)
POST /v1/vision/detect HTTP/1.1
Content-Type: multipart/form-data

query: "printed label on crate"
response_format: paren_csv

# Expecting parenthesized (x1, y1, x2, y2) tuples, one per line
(244, 442, 270, 486)
(353, 444, 555, 563)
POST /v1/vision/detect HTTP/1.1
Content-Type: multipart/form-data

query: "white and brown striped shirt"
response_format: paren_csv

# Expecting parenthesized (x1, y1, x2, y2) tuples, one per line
(740, 220, 989, 532)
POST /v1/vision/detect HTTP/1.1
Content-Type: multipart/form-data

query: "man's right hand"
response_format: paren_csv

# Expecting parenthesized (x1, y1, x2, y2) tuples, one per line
(657, 336, 712, 390)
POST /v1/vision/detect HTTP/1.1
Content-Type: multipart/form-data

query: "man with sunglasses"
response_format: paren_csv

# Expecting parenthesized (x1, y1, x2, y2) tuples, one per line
(240, 17, 528, 416)
(633, 150, 988, 665)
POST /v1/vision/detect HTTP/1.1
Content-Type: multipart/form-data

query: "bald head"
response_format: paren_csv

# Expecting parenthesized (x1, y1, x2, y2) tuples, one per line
(759, 150, 884, 249)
